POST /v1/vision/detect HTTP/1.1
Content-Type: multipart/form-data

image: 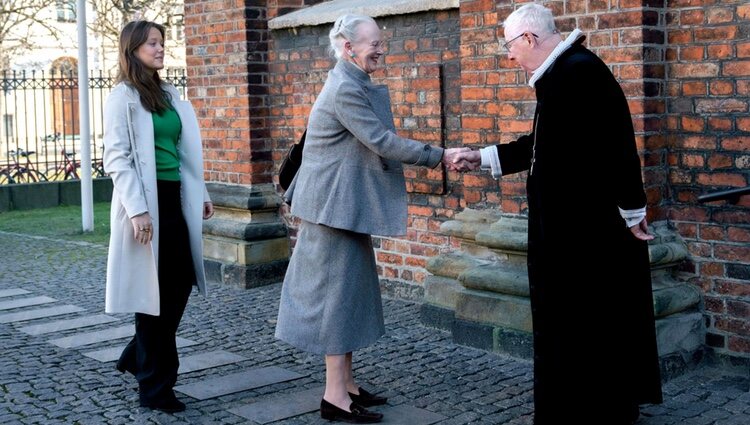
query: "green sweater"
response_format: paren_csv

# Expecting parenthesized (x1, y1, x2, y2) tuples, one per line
(152, 106, 182, 181)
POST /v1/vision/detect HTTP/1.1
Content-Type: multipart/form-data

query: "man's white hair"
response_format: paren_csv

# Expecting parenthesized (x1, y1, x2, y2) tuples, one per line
(328, 14, 377, 60)
(503, 3, 558, 36)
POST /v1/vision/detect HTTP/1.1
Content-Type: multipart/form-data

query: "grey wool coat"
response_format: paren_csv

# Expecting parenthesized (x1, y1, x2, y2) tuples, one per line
(285, 60, 444, 236)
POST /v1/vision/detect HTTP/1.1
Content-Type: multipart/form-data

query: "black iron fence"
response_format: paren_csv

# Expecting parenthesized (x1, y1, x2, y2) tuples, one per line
(0, 69, 186, 184)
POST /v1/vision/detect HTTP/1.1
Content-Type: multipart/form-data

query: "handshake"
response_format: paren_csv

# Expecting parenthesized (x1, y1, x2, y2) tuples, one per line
(441, 148, 481, 172)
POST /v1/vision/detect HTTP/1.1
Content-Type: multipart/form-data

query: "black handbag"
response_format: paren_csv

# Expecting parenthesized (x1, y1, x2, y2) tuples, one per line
(278, 130, 306, 191)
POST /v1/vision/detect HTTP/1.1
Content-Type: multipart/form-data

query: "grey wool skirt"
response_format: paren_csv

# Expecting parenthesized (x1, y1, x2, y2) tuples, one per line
(275, 220, 385, 355)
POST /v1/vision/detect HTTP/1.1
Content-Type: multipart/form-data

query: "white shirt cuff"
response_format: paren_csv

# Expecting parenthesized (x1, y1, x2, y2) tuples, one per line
(480, 146, 501, 180)
(619, 206, 646, 228)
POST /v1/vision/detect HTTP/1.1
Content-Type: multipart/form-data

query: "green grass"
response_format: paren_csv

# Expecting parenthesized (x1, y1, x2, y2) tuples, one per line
(0, 202, 111, 245)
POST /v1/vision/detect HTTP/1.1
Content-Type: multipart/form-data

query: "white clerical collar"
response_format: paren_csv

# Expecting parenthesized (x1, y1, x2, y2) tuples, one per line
(528, 29, 584, 88)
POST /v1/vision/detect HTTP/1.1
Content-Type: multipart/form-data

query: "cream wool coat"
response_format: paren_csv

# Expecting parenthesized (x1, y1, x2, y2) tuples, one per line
(103, 82, 210, 315)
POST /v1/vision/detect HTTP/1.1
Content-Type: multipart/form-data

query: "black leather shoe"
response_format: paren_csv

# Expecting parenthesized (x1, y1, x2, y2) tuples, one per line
(140, 398, 186, 413)
(349, 387, 387, 407)
(320, 399, 382, 423)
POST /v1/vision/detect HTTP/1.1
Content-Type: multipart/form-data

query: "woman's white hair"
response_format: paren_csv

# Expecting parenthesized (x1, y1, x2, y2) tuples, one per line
(503, 3, 557, 36)
(328, 14, 376, 60)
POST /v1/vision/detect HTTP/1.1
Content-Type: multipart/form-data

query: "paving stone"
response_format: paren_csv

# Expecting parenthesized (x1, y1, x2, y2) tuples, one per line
(227, 386, 324, 424)
(175, 366, 306, 400)
(47, 324, 134, 348)
(0, 288, 30, 298)
(2, 232, 749, 425)
(379, 404, 446, 424)
(0, 296, 56, 311)
(18, 314, 119, 335)
(178, 350, 248, 374)
(82, 337, 198, 362)
(0, 305, 85, 323)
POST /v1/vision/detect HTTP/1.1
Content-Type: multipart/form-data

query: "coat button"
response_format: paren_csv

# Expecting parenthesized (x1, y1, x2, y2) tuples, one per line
(382, 163, 388, 170)
(423, 145, 430, 151)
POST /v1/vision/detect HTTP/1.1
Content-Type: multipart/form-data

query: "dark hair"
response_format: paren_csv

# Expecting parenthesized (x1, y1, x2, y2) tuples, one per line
(116, 21, 170, 113)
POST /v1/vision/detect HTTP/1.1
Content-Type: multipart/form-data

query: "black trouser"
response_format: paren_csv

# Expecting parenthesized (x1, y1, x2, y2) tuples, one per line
(118, 180, 195, 404)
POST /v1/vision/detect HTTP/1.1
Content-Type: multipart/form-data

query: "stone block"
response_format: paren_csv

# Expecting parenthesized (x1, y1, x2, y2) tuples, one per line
(203, 259, 223, 285)
(423, 275, 462, 309)
(455, 288, 532, 332)
(459, 263, 530, 297)
(203, 235, 290, 265)
(420, 303, 454, 331)
(203, 217, 286, 241)
(452, 319, 494, 351)
(656, 311, 704, 358)
(206, 182, 281, 211)
(380, 279, 424, 301)
(493, 327, 533, 359)
(220, 259, 289, 289)
(653, 284, 701, 318)
(440, 220, 493, 240)
(474, 230, 527, 252)
(426, 252, 487, 278)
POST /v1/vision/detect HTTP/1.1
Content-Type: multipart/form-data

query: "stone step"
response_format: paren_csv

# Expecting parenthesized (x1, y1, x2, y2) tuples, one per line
(48, 324, 135, 348)
(0, 305, 85, 324)
(0, 288, 30, 298)
(178, 350, 248, 374)
(18, 314, 119, 336)
(227, 386, 323, 424)
(175, 366, 305, 400)
(82, 337, 198, 362)
(0, 296, 56, 311)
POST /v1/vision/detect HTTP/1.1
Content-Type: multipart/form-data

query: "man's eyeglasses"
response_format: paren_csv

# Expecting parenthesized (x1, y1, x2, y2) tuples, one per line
(501, 32, 538, 52)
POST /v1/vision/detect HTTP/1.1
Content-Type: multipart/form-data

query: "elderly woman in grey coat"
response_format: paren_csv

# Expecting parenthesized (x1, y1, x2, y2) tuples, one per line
(275, 14, 468, 424)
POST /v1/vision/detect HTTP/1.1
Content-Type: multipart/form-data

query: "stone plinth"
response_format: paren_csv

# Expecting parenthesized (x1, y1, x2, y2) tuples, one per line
(421, 209, 704, 380)
(203, 183, 290, 289)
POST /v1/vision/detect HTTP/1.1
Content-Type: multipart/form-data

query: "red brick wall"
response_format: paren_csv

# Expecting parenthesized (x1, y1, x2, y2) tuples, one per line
(664, 2, 750, 360)
(184, 0, 272, 185)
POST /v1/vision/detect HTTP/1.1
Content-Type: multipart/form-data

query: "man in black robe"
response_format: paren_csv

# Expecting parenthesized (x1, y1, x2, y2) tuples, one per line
(455, 3, 663, 424)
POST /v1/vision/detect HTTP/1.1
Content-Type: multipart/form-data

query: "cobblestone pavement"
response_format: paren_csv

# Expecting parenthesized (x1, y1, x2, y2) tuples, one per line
(0, 231, 748, 425)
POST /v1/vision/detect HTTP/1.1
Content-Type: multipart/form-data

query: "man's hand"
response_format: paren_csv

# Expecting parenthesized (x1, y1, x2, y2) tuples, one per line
(629, 218, 654, 241)
(446, 149, 481, 172)
(203, 202, 214, 220)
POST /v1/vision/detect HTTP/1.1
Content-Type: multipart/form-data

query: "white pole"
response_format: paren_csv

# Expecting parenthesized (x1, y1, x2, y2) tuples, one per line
(77, 0, 93, 231)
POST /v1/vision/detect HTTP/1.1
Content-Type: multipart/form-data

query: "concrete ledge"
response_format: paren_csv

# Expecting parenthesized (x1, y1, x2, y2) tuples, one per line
(494, 327, 533, 359)
(206, 182, 282, 211)
(0, 179, 113, 211)
(455, 288, 532, 333)
(423, 275, 463, 310)
(204, 258, 289, 289)
(269, 0, 459, 30)
(420, 303, 454, 331)
(452, 319, 495, 352)
(203, 218, 287, 242)
(379, 279, 424, 302)
(659, 349, 705, 382)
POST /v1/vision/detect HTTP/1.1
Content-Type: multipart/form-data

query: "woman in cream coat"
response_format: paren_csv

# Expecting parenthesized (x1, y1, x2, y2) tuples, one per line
(103, 20, 212, 413)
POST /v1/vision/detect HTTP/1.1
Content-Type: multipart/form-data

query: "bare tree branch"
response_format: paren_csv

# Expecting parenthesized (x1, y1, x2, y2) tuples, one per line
(0, 0, 60, 66)
(88, 0, 182, 47)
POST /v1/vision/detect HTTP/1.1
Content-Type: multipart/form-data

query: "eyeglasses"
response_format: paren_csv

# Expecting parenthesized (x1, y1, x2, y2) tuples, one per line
(501, 32, 538, 52)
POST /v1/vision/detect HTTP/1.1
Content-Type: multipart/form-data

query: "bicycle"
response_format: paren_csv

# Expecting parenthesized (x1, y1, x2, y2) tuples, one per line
(45, 147, 81, 181)
(0, 149, 48, 184)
